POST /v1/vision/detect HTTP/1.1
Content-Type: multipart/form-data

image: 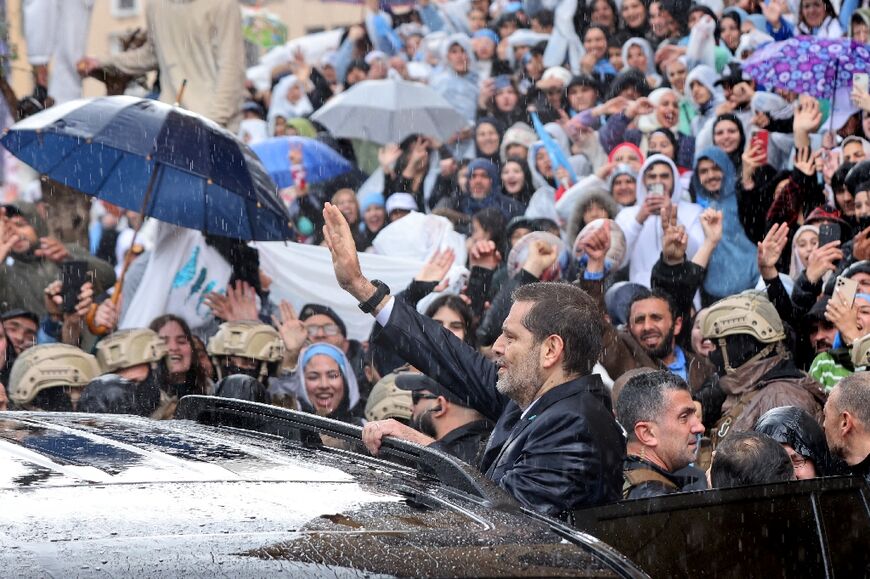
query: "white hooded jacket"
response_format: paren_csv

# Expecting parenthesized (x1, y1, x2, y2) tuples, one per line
(615, 154, 704, 288)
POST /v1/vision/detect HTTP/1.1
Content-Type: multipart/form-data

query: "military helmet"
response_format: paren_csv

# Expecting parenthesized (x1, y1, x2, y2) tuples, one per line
(207, 321, 285, 363)
(851, 333, 870, 368)
(96, 328, 168, 373)
(8, 344, 101, 405)
(701, 291, 785, 344)
(365, 373, 413, 422)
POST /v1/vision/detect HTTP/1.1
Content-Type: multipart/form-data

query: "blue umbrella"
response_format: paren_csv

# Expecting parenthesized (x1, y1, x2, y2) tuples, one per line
(250, 136, 353, 189)
(0, 95, 293, 241)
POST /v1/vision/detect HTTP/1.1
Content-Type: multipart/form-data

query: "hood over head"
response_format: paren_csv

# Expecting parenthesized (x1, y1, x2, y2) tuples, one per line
(635, 153, 680, 204)
(754, 405, 842, 476)
(466, 158, 502, 195)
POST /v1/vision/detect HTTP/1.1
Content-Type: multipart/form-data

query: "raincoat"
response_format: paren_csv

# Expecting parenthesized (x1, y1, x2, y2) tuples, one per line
(615, 155, 704, 288)
(0, 203, 115, 317)
(692, 147, 759, 300)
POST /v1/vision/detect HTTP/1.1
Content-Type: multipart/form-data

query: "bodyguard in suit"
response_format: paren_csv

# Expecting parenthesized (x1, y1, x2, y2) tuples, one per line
(322, 203, 625, 517)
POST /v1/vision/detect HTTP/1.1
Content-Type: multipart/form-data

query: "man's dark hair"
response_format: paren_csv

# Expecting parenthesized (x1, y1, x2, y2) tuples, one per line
(833, 372, 870, 426)
(711, 431, 794, 488)
(627, 288, 680, 323)
(616, 370, 689, 442)
(512, 282, 603, 375)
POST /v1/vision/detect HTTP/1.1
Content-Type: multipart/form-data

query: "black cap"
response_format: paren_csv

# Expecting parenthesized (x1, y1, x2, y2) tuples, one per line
(806, 295, 830, 322)
(1, 308, 39, 326)
(395, 373, 469, 407)
(298, 303, 347, 337)
(715, 62, 747, 87)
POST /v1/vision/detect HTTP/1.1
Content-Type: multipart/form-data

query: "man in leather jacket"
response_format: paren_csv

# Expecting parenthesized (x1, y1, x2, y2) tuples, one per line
(322, 203, 625, 517)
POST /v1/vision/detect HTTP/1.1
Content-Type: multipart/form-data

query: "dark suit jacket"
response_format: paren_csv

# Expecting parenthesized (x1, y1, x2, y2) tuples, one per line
(373, 299, 625, 517)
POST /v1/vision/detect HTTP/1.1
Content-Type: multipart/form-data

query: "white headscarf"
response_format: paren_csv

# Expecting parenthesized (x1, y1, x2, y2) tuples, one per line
(267, 75, 314, 132)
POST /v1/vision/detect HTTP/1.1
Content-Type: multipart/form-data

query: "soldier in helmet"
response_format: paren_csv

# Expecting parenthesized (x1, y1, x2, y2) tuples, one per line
(7, 344, 101, 411)
(701, 291, 827, 446)
(364, 373, 413, 425)
(79, 328, 169, 417)
(207, 321, 285, 391)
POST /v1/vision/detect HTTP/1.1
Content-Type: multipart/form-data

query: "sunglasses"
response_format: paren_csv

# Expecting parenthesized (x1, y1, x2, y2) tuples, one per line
(411, 392, 439, 405)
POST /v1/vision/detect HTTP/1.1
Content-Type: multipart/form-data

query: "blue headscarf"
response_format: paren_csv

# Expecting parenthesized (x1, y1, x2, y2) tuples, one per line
(692, 146, 759, 298)
(300, 343, 348, 377)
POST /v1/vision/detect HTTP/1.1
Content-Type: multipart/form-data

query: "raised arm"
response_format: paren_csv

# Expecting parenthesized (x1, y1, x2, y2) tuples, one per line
(322, 203, 506, 421)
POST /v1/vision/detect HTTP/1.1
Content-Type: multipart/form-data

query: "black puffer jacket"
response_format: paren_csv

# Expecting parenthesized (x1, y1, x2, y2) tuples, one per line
(374, 298, 625, 518)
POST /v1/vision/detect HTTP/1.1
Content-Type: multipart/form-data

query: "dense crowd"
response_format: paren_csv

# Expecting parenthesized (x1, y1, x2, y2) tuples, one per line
(1, 0, 869, 519)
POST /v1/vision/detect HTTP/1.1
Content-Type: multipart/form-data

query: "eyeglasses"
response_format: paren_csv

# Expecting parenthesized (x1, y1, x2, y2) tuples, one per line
(306, 324, 341, 337)
(411, 392, 439, 405)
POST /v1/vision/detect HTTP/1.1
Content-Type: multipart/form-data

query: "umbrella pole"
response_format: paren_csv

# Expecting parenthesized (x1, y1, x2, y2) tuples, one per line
(86, 164, 162, 336)
(174, 79, 188, 107)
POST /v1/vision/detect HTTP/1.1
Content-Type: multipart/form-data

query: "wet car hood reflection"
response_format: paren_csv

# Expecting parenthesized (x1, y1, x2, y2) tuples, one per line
(0, 413, 628, 578)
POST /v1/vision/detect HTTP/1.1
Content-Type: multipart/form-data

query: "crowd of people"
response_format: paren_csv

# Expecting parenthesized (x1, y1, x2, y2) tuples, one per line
(1, 0, 869, 521)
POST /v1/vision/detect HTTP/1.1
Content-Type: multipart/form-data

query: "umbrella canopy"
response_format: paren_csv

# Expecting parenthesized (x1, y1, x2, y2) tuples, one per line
(0, 96, 293, 241)
(251, 136, 352, 188)
(242, 7, 288, 51)
(310, 79, 470, 145)
(743, 36, 870, 99)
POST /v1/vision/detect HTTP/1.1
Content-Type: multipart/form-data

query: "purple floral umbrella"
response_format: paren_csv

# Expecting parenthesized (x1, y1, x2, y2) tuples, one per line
(743, 36, 870, 99)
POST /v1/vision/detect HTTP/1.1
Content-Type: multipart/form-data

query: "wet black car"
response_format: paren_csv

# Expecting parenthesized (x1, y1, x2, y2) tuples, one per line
(0, 396, 645, 578)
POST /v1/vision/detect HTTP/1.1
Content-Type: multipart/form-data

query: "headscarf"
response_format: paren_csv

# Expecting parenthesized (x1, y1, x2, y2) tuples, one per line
(638, 87, 678, 135)
(297, 342, 361, 414)
(692, 147, 759, 298)
(285, 117, 317, 138)
(621, 38, 661, 88)
(607, 142, 645, 167)
(789, 224, 819, 281)
(500, 158, 536, 205)
(685, 65, 721, 110)
(500, 122, 538, 163)
(474, 116, 506, 164)
(711, 114, 747, 172)
(268, 75, 314, 131)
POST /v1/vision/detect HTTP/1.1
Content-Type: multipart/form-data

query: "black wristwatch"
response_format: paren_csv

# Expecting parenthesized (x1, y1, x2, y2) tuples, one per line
(358, 279, 390, 313)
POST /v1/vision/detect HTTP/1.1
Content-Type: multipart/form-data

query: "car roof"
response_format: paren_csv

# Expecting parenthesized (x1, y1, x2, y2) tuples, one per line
(0, 398, 647, 578)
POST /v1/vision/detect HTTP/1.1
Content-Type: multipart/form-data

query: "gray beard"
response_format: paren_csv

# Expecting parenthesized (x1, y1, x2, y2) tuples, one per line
(495, 346, 542, 407)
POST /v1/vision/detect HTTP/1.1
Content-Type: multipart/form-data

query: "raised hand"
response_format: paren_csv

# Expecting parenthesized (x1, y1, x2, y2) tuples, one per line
(794, 95, 822, 135)
(661, 204, 687, 265)
(757, 222, 789, 279)
(826, 295, 861, 345)
(34, 237, 70, 263)
(626, 97, 654, 119)
(469, 239, 502, 270)
(793, 147, 820, 177)
(700, 208, 723, 245)
(272, 300, 307, 355)
(416, 247, 456, 292)
(378, 143, 402, 172)
(582, 221, 612, 271)
(805, 240, 842, 284)
(523, 239, 558, 278)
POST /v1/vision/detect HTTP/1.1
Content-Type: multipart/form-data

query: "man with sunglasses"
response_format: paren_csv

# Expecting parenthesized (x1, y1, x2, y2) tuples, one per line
(361, 373, 492, 465)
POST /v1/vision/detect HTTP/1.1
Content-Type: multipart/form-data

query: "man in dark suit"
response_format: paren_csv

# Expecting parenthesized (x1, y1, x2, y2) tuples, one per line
(322, 203, 625, 517)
